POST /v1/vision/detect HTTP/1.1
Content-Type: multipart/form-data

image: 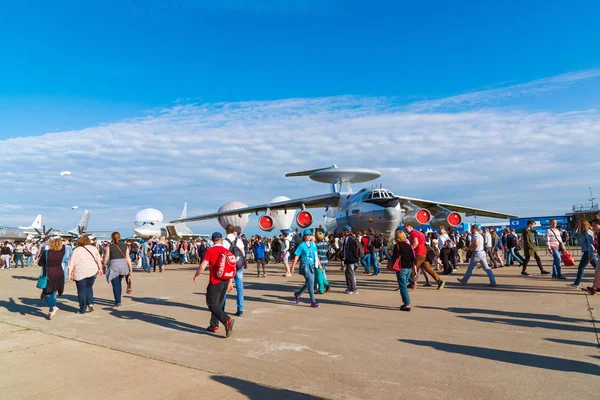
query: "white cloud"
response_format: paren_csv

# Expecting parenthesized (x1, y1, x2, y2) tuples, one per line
(1, 71, 599, 233)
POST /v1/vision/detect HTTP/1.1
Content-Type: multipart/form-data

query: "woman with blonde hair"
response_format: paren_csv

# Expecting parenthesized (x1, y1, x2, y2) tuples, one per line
(103, 232, 132, 307)
(570, 219, 597, 289)
(38, 238, 65, 319)
(67, 236, 103, 314)
(390, 230, 416, 311)
(315, 229, 331, 294)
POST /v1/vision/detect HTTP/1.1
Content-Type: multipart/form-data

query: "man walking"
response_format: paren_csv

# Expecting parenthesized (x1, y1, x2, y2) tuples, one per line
(482, 228, 500, 269)
(522, 220, 550, 276)
(341, 226, 359, 294)
(223, 225, 246, 317)
(546, 219, 566, 279)
(193, 232, 235, 337)
(405, 225, 445, 290)
(457, 225, 497, 286)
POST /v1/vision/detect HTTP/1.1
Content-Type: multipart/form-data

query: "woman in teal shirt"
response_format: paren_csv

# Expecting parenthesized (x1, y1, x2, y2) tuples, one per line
(291, 229, 321, 308)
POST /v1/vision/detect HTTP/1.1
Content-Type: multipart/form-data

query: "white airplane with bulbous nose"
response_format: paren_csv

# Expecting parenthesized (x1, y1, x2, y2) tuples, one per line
(171, 166, 516, 238)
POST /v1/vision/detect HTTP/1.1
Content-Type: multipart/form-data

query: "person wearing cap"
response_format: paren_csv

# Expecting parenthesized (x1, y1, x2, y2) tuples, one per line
(193, 232, 235, 337)
(521, 219, 550, 276)
(291, 229, 321, 308)
(341, 226, 360, 294)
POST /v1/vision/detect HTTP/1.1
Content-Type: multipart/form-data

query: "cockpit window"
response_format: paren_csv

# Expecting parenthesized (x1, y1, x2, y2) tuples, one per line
(372, 191, 381, 199)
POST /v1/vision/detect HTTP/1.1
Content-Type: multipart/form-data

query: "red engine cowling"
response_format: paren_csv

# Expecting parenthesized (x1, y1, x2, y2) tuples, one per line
(258, 215, 275, 232)
(295, 211, 313, 228)
(430, 206, 463, 229)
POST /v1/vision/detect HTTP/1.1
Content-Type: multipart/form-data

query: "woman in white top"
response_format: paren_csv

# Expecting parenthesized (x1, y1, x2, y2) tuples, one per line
(67, 236, 103, 314)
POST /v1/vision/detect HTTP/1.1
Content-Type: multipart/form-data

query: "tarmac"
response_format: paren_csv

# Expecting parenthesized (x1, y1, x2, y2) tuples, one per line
(0, 257, 599, 400)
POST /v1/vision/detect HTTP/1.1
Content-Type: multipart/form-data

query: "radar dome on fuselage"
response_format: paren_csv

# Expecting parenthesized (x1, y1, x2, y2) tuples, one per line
(135, 208, 164, 227)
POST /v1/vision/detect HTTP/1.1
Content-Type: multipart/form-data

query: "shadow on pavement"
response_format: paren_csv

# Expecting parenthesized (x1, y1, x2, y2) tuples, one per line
(458, 315, 595, 333)
(545, 338, 600, 349)
(418, 306, 591, 324)
(210, 376, 321, 399)
(0, 297, 47, 317)
(11, 275, 38, 281)
(19, 296, 80, 314)
(128, 296, 208, 312)
(108, 309, 213, 336)
(399, 339, 600, 376)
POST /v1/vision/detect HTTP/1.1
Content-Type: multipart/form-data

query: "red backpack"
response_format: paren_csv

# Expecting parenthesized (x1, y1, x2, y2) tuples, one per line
(213, 249, 237, 281)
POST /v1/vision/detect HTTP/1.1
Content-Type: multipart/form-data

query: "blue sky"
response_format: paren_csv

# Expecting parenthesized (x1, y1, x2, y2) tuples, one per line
(0, 1, 599, 234)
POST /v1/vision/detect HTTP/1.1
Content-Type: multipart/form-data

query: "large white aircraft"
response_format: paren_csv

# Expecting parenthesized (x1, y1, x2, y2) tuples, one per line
(171, 166, 517, 238)
(134, 203, 208, 239)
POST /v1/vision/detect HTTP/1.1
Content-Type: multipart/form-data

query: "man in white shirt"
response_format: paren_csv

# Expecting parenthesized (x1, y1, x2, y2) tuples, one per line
(458, 225, 497, 286)
(482, 228, 500, 269)
(545, 219, 566, 279)
(222, 225, 246, 317)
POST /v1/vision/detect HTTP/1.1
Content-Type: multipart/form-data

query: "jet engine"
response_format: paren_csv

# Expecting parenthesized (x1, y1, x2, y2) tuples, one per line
(401, 202, 432, 226)
(258, 215, 275, 232)
(429, 206, 463, 229)
(295, 210, 313, 228)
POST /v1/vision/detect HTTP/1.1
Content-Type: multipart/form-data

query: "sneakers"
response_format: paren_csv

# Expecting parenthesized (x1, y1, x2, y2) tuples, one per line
(437, 281, 445, 290)
(294, 292, 300, 304)
(521, 271, 530, 276)
(206, 325, 218, 333)
(235, 311, 244, 317)
(400, 305, 411, 312)
(456, 278, 467, 285)
(489, 282, 497, 287)
(552, 275, 567, 280)
(566, 283, 580, 289)
(225, 318, 234, 338)
(88, 305, 95, 313)
(283, 272, 291, 277)
(310, 302, 320, 308)
(350, 290, 358, 295)
(362, 270, 370, 274)
(540, 270, 550, 275)
(48, 307, 58, 320)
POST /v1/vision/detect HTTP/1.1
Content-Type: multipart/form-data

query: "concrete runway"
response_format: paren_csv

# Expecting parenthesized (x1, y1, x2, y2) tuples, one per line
(1, 259, 599, 399)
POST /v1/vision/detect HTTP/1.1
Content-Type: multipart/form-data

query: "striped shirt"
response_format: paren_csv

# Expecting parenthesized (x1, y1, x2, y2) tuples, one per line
(316, 240, 329, 268)
(545, 229, 563, 248)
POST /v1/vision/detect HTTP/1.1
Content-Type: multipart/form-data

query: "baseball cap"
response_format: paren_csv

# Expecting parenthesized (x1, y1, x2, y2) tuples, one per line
(303, 229, 313, 236)
(343, 225, 352, 231)
(211, 232, 222, 240)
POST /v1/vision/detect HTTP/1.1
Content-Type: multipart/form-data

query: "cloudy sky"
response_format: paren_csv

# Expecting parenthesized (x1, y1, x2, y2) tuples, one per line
(1, 1, 598, 235)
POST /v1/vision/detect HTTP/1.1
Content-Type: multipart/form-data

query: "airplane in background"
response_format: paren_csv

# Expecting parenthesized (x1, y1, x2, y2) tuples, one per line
(55, 210, 110, 240)
(171, 165, 517, 238)
(134, 203, 209, 240)
(0, 215, 43, 242)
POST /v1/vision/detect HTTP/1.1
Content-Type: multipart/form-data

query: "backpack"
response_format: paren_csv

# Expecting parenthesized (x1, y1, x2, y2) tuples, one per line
(372, 235, 383, 249)
(225, 238, 246, 271)
(214, 249, 237, 281)
(507, 234, 517, 248)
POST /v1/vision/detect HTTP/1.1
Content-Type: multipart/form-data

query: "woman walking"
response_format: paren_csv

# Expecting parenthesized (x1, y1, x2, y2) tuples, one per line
(390, 231, 416, 311)
(291, 229, 321, 308)
(315, 229, 331, 294)
(38, 238, 65, 320)
(67, 236, 103, 314)
(103, 232, 132, 307)
(570, 220, 597, 289)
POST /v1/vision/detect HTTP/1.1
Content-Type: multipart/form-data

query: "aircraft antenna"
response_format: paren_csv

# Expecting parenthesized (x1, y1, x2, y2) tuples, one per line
(590, 186, 597, 210)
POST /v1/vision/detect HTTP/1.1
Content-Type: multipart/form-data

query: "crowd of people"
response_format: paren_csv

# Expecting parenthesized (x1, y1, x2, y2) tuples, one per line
(2, 215, 599, 337)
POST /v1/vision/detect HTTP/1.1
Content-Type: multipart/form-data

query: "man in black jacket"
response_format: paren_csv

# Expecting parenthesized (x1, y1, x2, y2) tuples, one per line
(521, 220, 550, 276)
(341, 226, 359, 294)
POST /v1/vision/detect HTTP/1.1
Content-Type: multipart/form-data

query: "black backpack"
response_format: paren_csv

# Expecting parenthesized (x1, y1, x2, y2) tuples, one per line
(372, 235, 383, 249)
(225, 238, 246, 271)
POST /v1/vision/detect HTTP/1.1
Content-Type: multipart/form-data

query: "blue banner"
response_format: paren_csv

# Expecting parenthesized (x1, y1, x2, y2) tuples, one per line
(509, 216, 568, 232)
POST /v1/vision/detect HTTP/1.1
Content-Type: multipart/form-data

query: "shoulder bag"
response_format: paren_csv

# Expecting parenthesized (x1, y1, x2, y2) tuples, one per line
(36, 250, 49, 290)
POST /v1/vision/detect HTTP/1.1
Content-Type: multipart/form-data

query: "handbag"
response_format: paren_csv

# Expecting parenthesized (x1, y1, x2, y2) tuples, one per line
(36, 250, 49, 290)
(561, 252, 575, 266)
(386, 244, 401, 271)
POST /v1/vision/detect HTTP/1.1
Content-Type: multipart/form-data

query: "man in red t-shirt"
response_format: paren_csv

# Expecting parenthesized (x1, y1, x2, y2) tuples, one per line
(405, 225, 445, 290)
(193, 232, 235, 337)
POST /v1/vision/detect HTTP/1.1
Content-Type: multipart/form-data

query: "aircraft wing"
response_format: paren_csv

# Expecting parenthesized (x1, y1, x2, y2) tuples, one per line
(170, 193, 341, 224)
(394, 196, 517, 219)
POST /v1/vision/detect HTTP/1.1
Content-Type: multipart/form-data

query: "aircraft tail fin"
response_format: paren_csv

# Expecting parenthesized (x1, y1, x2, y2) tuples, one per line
(76, 210, 91, 233)
(31, 215, 42, 230)
(180, 203, 187, 220)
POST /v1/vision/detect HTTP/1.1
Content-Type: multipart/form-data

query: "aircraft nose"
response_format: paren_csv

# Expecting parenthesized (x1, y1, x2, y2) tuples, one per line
(384, 207, 400, 221)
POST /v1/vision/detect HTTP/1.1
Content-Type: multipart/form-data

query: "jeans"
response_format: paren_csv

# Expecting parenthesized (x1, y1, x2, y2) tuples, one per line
(26, 255, 33, 266)
(297, 264, 316, 303)
(207, 281, 229, 328)
(462, 251, 496, 284)
(62, 261, 68, 282)
(574, 251, 597, 286)
(551, 247, 562, 277)
(75, 274, 97, 312)
(396, 269, 411, 306)
(44, 291, 57, 312)
(369, 252, 380, 274)
(154, 255, 164, 271)
(509, 248, 524, 265)
(142, 255, 151, 271)
(450, 248, 457, 269)
(223, 268, 244, 312)
(360, 254, 371, 272)
(15, 254, 25, 268)
(111, 275, 124, 304)
(344, 262, 357, 292)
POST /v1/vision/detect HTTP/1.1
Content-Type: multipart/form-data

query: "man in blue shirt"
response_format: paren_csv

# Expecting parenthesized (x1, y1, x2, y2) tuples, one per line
(253, 236, 267, 277)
